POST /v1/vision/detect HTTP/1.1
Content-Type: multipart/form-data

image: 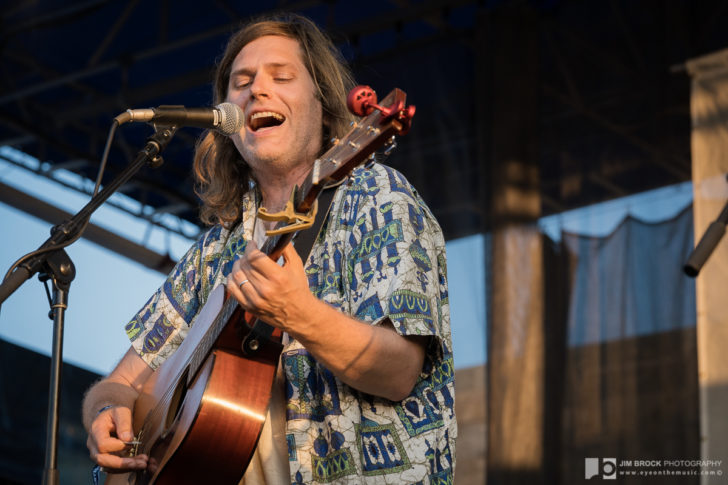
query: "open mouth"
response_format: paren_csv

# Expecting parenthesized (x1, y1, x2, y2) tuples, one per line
(249, 111, 285, 131)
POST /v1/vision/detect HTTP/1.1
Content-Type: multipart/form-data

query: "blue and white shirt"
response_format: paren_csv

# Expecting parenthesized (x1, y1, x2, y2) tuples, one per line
(125, 163, 457, 484)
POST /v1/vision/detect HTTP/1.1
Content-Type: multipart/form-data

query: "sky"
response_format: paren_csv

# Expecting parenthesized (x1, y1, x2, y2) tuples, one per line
(0, 146, 487, 374)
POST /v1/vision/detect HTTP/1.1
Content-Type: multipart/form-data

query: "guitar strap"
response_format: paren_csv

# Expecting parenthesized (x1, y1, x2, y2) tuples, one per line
(292, 181, 339, 262)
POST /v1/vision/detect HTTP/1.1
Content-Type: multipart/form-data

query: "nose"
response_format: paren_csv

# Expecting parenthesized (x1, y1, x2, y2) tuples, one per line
(249, 75, 270, 99)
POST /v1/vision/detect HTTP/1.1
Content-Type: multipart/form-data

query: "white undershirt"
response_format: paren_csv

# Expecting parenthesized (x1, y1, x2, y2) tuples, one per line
(238, 359, 290, 484)
(239, 220, 291, 484)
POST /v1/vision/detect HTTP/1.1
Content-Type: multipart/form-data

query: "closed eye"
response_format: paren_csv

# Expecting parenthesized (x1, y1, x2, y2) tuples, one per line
(230, 72, 252, 90)
(230, 79, 251, 90)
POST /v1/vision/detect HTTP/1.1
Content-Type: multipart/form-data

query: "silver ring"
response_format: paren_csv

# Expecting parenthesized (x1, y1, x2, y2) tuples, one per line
(238, 279, 249, 289)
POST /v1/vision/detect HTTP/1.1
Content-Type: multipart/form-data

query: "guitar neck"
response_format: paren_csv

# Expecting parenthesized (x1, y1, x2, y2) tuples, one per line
(187, 294, 242, 377)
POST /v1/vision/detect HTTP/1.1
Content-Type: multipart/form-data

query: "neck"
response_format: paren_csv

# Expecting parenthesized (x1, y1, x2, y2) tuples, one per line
(252, 159, 313, 213)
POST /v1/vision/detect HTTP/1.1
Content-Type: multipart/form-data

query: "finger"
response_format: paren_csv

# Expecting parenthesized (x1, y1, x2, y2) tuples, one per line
(226, 262, 250, 296)
(229, 257, 247, 283)
(89, 434, 147, 470)
(95, 452, 149, 471)
(237, 256, 275, 298)
(229, 269, 250, 291)
(227, 256, 256, 293)
(227, 267, 267, 319)
(89, 415, 127, 455)
(280, 242, 303, 269)
(87, 435, 100, 458)
(95, 435, 129, 455)
(111, 406, 135, 442)
(246, 239, 259, 253)
(242, 241, 278, 274)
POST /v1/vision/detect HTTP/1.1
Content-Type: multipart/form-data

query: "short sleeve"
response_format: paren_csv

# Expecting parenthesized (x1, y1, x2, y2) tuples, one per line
(315, 164, 452, 364)
(124, 224, 236, 369)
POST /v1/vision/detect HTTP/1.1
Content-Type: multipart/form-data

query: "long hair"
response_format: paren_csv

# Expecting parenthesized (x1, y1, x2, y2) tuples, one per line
(193, 13, 356, 227)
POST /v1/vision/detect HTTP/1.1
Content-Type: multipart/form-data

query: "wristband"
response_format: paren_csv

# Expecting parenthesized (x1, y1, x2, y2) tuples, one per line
(96, 404, 115, 416)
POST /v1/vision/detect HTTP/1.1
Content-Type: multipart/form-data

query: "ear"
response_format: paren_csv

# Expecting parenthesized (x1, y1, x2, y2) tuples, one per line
(320, 116, 332, 151)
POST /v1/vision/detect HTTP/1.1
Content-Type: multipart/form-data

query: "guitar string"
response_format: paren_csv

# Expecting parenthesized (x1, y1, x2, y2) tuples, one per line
(136, 297, 239, 450)
(135, 198, 280, 448)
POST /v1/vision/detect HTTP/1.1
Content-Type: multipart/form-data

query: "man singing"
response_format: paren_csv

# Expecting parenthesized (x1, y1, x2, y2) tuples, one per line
(83, 13, 456, 484)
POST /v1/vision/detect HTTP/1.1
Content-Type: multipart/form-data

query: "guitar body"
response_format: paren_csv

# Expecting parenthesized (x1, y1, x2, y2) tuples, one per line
(107, 285, 282, 485)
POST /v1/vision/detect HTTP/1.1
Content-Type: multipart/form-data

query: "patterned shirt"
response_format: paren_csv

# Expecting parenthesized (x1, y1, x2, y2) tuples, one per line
(125, 163, 457, 484)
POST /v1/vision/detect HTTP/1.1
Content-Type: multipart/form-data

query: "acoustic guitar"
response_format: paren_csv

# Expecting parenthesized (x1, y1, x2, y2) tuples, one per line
(106, 86, 415, 484)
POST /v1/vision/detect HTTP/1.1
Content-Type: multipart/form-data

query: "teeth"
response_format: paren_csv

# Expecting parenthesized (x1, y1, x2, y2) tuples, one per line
(251, 111, 284, 122)
(249, 111, 285, 131)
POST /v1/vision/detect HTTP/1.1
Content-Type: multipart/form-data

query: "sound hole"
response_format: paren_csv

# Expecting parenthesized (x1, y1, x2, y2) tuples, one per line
(164, 367, 189, 433)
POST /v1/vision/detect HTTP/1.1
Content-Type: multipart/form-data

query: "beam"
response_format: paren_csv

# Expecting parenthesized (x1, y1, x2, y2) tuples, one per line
(0, 23, 234, 106)
(542, 83, 691, 179)
(0, 0, 477, 107)
(0, 181, 175, 274)
(343, 0, 475, 38)
(86, 0, 142, 67)
(0, 151, 199, 241)
(2, 0, 111, 38)
(0, 0, 324, 107)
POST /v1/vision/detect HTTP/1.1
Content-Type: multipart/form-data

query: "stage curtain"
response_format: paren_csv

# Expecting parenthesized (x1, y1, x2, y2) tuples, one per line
(544, 205, 699, 483)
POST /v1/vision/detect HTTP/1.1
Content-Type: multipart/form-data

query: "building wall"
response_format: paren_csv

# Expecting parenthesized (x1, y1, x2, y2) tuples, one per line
(455, 364, 487, 484)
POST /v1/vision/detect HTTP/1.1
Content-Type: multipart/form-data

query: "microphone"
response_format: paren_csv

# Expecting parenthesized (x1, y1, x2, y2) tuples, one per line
(114, 103, 244, 136)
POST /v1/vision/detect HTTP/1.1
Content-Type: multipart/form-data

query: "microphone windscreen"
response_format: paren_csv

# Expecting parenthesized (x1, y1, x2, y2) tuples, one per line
(216, 103, 244, 136)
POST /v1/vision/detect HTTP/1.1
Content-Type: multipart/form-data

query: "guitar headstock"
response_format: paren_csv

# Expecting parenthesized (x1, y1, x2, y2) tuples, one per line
(302, 86, 416, 203)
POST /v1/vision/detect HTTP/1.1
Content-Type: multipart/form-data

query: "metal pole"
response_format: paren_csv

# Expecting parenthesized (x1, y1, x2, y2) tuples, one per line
(42, 279, 69, 485)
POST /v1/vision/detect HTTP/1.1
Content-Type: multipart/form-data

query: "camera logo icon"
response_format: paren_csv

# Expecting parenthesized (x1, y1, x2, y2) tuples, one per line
(585, 458, 617, 479)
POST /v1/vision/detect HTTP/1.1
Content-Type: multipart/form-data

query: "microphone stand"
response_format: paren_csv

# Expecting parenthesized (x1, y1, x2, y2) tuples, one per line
(684, 196, 728, 277)
(0, 125, 177, 485)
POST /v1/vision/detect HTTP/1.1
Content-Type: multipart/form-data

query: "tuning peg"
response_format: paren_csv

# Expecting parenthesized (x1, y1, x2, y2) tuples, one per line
(364, 153, 377, 168)
(383, 136, 398, 156)
(347, 85, 402, 118)
(347, 85, 378, 117)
